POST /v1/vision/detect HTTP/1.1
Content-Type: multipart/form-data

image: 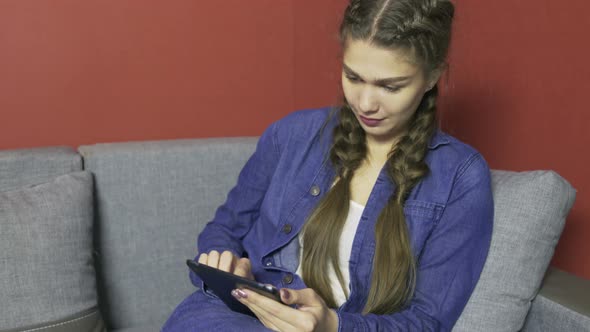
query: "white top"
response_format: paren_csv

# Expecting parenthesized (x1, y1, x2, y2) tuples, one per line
(296, 200, 365, 307)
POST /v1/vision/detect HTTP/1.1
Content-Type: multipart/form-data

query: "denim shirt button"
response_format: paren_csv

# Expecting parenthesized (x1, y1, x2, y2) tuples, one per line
(282, 273, 294, 284)
(282, 224, 293, 234)
(265, 261, 273, 267)
(309, 185, 321, 196)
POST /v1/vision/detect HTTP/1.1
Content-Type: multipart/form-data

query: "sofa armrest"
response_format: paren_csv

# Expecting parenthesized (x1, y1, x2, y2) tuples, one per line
(522, 267, 590, 331)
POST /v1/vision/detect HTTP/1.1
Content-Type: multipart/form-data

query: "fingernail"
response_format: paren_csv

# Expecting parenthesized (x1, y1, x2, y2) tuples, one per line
(236, 289, 248, 299)
(280, 288, 290, 300)
(231, 289, 239, 299)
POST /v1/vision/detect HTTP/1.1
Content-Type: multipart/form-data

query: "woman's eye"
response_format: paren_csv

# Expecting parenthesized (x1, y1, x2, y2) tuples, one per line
(383, 86, 401, 93)
(345, 75, 361, 83)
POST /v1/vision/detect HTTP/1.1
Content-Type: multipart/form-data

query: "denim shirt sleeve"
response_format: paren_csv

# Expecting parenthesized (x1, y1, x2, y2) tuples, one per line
(194, 120, 281, 262)
(338, 153, 494, 332)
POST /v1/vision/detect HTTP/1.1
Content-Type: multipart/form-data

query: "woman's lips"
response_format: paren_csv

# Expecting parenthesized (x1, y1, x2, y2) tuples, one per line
(359, 115, 383, 127)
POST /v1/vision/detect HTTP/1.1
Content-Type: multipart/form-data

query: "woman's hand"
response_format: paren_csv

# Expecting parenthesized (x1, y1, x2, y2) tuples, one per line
(198, 250, 254, 280)
(232, 287, 339, 332)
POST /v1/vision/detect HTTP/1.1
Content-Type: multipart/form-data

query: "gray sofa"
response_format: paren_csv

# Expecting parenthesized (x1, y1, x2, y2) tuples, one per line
(1, 137, 589, 332)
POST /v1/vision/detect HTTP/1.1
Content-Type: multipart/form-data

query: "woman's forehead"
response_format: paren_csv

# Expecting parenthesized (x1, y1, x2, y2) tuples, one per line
(342, 39, 421, 79)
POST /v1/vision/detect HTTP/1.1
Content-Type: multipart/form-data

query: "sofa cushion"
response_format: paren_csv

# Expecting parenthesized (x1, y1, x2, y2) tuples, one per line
(0, 308, 105, 332)
(522, 267, 590, 331)
(522, 292, 590, 332)
(0, 171, 104, 332)
(110, 326, 161, 332)
(453, 170, 576, 331)
(0, 146, 82, 192)
(79, 138, 257, 329)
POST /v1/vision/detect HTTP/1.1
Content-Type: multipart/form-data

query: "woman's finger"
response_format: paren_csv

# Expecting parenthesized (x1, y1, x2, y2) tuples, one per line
(247, 302, 293, 332)
(197, 253, 207, 264)
(240, 300, 280, 332)
(280, 288, 323, 308)
(234, 258, 254, 279)
(218, 250, 235, 272)
(234, 289, 299, 332)
(207, 250, 220, 269)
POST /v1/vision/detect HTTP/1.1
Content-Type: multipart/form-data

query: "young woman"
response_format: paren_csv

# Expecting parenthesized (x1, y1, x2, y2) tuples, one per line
(163, 0, 493, 331)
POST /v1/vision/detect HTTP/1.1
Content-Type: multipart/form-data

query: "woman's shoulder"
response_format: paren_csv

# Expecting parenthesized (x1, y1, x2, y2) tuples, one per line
(427, 130, 491, 179)
(274, 106, 336, 131)
(418, 130, 492, 204)
(268, 106, 338, 145)
(430, 130, 473, 151)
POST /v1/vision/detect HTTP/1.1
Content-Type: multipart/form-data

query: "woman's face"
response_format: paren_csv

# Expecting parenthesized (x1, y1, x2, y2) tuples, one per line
(341, 38, 436, 146)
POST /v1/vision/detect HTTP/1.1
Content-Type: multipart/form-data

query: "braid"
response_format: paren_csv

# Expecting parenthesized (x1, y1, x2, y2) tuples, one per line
(364, 85, 438, 314)
(331, 102, 367, 179)
(389, 85, 438, 203)
(303, 0, 453, 314)
(369, 1, 454, 71)
(343, 0, 365, 26)
(301, 101, 366, 307)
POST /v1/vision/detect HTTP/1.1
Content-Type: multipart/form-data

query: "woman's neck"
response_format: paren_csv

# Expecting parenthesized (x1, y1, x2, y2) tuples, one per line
(365, 136, 400, 167)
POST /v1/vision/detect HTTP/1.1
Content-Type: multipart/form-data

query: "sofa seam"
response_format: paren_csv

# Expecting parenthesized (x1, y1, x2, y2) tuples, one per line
(19, 309, 99, 332)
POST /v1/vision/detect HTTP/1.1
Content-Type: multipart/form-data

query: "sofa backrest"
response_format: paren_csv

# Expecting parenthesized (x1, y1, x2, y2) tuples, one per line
(454, 169, 575, 331)
(0, 146, 82, 191)
(0, 140, 577, 330)
(79, 138, 257, 330)
(0, 147, 102, 331)
(79, 137, 576, 330)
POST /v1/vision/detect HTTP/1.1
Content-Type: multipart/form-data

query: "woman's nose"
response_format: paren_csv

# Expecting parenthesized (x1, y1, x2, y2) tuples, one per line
(358, 86, 378, 113)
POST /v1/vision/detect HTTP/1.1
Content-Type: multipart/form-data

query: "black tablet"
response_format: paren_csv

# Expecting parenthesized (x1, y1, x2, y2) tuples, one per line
(186, 259, 283, 316)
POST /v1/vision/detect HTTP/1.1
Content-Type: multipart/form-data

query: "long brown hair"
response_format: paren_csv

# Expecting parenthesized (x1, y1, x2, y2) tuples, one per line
(301, 0, 454, 314)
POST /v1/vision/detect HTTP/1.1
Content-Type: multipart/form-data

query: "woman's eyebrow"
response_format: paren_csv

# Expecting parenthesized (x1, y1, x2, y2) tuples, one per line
(342, 63, 410, 84)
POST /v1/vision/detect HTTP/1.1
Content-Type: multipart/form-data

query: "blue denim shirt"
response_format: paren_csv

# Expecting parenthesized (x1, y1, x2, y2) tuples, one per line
(193, 107, 493, 331)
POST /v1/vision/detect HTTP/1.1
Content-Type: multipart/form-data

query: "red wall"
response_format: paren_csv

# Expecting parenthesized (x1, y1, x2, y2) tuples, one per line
(1, 1, 588, 279)
(442, 0, 590, 280)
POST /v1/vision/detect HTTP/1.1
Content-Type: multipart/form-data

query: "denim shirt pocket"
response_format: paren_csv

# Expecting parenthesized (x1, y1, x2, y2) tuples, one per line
(403, 200, 445, 260)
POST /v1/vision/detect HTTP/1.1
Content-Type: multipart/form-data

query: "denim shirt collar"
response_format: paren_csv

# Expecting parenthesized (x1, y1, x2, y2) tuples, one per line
(428, 130, 451, 150)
